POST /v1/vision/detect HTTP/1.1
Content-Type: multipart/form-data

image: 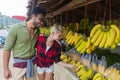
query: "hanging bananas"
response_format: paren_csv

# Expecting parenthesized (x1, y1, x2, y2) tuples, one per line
(90, 24, 120, 49)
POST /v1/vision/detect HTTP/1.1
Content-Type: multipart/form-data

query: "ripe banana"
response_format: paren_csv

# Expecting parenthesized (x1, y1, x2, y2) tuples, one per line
(94, 31, 104, 47)
(74, 35, 83, 45)
(93, 73, 102, 80)
(107, 28, 116, 47)
(99, 31, 107, 48)
(75, 38, 83, 48)
(111, 24, 120, 44)
(85, 37, 91, 49)
(91, 27, 102, 43)
(104, 31, 110, 48)
(90, 24, 102, 38)
(66, 31, 73, 39)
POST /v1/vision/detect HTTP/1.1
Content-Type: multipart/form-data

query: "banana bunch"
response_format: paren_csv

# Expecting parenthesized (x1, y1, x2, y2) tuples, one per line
(93, 73, 112, 80)
(60, 53, 71, 63)
(76, 66, 94, 80)
(70, 60, 94, 80)
(64, 23, 80, 32)
(65, 31, 83, 45)
(90, 24, 120, 49)
(103, 67, 120, 80)
(40, 27, 50, 36)
(61, 54, 94, 80)
(75, 36, 93, 54)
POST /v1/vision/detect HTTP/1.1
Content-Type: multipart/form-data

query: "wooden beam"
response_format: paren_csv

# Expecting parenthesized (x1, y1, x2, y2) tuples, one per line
(46, 0, 101, 18)
(51, 0, 64, 9)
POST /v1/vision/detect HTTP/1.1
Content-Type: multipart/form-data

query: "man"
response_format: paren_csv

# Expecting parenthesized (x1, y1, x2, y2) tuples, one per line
(3, 7, 46, 80)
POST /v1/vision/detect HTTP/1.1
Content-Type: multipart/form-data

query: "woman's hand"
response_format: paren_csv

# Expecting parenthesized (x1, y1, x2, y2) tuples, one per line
(67, 64, 77, 70)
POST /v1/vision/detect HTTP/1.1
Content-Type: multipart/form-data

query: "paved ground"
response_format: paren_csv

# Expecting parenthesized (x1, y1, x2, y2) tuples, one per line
(0, 29, 12, 80)
(0, 48, 13, 80)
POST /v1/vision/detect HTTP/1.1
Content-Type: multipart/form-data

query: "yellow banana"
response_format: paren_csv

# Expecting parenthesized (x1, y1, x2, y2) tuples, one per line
(91, 44, 96, 50)
(85, 37, 91, 49)
(99, 31, 107, 48)
(80, 39, 89, 53)
(93, 73, 102, 80)
(75, 38, 83, 48)
(77, 41, 87, 53)
(76, 40, 85, 52)
(94, 31, 104, 47)
(76, 68, 86, 77)
(90, 24, 102, 38)
(108, 28, 116, 47)
(111, 24, 120, 44)
(67, 34, 74, 45)
(66, 31, 73, 39)
(74, 34, 83, 45)
(80, 76, 88, 80)
(66, 33, 72, 43)
(91, 27, 102, 43)
(76, 65, 84, 72)
(104, 31, 110, 48)
(107, 78, 112, 80)
(60, 54, 67, 60)
(87, 68, 94, 78)
(111, 43, 116, 49)
(95, 77, 102, 80)
(73, 33, 79, 44)
(86, 47, 92, 54)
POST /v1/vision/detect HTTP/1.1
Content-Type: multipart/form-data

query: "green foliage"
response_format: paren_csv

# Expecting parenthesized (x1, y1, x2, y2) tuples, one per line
(94, 48, 120, 67)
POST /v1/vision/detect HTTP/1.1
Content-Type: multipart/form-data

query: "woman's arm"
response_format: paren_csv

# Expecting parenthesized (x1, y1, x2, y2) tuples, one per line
(57, 61, 77, 70)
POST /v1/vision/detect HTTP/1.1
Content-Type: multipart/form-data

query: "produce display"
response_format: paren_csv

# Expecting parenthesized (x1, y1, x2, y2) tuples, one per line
(40, 20, 120, 80)
(60, 51, 120, 80)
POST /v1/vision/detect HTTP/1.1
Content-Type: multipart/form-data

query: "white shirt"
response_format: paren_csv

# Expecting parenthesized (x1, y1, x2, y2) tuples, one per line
(46, 46, 51, 53)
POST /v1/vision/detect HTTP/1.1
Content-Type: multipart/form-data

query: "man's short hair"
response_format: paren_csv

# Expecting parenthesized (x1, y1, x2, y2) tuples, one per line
(32, 7, 46, 16)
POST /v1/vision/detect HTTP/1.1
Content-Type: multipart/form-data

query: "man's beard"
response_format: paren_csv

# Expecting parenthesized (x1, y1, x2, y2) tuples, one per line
(33, 21, 40, 29)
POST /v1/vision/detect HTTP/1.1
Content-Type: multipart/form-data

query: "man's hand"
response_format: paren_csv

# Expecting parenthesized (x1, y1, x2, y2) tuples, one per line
(4, 69, 12, 79)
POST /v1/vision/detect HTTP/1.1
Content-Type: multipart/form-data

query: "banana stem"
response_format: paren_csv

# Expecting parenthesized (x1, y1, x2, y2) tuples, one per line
(103, 0, 108, 24)
(109, 0, 112, 22)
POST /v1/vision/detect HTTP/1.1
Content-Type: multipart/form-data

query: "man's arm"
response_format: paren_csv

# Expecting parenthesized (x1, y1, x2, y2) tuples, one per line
(3, 50, 11, 70)
(3, 26, 17, 79)
(3, 50, 12, 79)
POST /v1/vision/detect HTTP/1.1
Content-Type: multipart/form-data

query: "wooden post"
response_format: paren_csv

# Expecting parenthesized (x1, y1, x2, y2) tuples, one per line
(60, 12, 62, 25)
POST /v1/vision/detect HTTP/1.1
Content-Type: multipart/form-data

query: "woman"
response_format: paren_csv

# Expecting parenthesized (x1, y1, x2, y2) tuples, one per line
(36, 25, 76, 80)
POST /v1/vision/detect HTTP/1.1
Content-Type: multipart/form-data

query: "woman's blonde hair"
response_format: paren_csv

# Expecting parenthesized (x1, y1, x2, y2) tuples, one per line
(50, 24, 64, 34)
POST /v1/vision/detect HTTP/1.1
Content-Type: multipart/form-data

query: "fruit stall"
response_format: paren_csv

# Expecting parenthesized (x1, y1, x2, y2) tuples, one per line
(28, 0, 120, 80)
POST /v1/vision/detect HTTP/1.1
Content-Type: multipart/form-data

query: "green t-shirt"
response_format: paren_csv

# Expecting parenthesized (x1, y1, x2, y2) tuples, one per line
(4, 23, 39, 59)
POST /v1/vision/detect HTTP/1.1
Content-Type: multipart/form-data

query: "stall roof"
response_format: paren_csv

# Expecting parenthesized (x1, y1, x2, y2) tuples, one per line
(27, 0, 120, 19)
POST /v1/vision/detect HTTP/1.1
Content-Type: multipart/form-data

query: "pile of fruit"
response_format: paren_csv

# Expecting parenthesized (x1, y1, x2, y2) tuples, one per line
(60, 52, 120, 80)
